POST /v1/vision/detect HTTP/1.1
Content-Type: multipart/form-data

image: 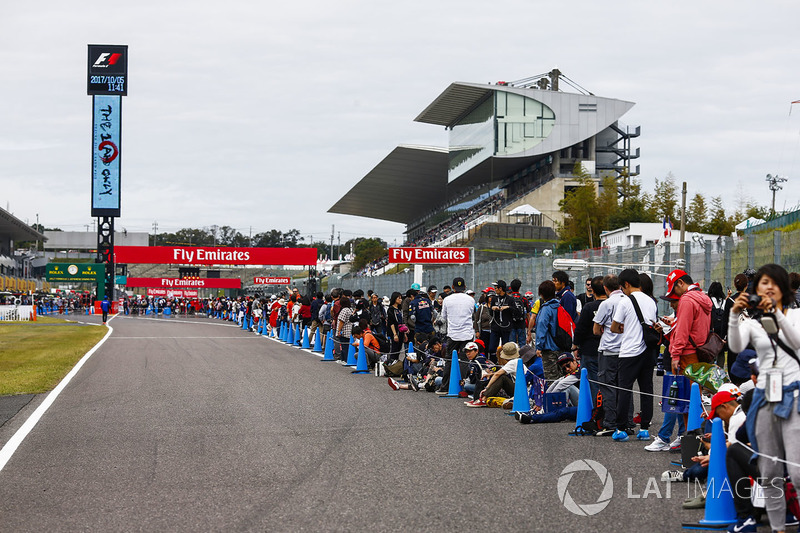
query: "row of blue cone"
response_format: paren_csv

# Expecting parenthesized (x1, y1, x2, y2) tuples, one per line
(571, 367, 737, 528)
(249, 315, 737, 528)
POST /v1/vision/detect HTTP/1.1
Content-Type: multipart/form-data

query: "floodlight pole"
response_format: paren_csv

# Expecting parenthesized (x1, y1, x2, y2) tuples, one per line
(766, 173, 788, 215)
(680, 182, 687, 259)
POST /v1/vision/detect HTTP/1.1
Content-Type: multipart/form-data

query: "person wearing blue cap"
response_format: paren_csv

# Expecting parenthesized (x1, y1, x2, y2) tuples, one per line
(100, 295, 110, 325)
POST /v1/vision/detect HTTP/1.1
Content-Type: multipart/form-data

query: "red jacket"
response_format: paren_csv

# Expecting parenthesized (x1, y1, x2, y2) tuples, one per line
(670, 287, 712, 360)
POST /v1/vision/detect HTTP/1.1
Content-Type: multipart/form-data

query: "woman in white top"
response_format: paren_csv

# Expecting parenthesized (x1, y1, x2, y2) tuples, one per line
(728, 264, 800, 533)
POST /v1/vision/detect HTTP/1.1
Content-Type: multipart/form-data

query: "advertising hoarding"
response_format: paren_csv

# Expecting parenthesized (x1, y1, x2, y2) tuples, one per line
(125, 277, 242, 289)
(253, 277, 291, 285)
(115, 246, 317, 266)
(387, 247, 471, 264)
(91, 95, 122, 217)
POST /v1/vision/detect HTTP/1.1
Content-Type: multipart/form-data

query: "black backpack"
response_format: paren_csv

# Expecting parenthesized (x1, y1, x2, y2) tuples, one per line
(509, 293, 527, 323)
(710, 301, 726, 337)
(372, 332, 391, 354)
(580, 390, 605, 434)
(370, 305, 384, 326)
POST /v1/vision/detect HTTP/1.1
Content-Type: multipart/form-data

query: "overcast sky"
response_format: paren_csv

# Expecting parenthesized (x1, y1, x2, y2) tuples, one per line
(2, 1, 800, 247)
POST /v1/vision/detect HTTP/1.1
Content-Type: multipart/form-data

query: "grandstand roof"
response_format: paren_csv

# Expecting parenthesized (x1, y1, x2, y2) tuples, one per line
(328, 145, 448, 225)
(0, 207, 44, 242)
(414, 83, 495, 128)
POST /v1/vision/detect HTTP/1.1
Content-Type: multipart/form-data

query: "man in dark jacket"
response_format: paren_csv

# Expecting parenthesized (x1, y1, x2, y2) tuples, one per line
(571, 276, 605, 403)
(534, 280, 561, 381)
(101, 295, 111, 325)
(553, 270, 577, 321)
(409, 289, 435, 346)
(487, 280, 514, 361)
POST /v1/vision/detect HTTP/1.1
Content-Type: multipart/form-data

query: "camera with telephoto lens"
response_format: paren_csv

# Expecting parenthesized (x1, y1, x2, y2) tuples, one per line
(746, 280, 763, 313)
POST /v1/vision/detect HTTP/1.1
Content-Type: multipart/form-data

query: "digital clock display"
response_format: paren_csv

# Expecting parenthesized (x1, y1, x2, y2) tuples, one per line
(87, 44, 128, 96)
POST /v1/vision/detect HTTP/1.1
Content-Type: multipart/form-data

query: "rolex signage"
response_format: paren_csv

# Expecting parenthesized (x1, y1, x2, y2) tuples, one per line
(45, 263, 106, 282)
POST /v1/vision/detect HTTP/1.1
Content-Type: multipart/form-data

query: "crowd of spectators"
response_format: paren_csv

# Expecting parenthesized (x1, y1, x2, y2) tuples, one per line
(194, 263, 800, 532)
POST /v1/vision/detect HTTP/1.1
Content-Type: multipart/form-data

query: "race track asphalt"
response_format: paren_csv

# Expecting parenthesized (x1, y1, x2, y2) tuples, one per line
(0, 315, 720, 532)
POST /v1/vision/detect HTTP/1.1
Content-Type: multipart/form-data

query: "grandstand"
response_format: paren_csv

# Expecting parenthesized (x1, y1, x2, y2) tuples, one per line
(329, 69, 639, 262)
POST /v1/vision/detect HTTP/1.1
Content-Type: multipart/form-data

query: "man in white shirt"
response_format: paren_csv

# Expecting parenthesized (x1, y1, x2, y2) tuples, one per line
(610, 269, 658, 442)
(436, 277, 477, 394)
(592, 274, 628, 436)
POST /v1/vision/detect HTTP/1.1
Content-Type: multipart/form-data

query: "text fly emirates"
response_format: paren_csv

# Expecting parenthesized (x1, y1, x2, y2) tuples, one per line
(392, 248, 468, 262)
(173, 248, 250, 262)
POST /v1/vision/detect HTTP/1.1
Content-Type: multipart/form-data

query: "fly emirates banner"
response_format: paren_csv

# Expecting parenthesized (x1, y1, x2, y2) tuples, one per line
(115, 246, 317, 266)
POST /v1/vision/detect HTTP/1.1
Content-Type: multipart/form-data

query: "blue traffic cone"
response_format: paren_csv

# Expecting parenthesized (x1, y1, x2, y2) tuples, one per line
(352, 340, 370, 374)
(279, 322, 286, 341)
(301, 327, 311, 349)
(440, 350, 464, 398)
(510, 358, 532, 413)
(346, 336, 357, 366)
(321, 331, 336, 361)
(287, 323, 295, 344)
(682, 418, 737, 528)
(295, 324, 303, 346)
(408, 342, 415, 356)
(688, 382, 703, 432)
(313, 328, 323, 353)
(572, 368, 593, 434)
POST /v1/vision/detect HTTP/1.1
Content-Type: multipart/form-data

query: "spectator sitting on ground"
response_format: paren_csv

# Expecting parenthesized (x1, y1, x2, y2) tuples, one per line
(515, 355, 580, 424)
(407, 336, 442, 380)
(546, 353, 581, 407)
(465, 342, 521, 407)
(463, 341, 487, 399)
(351, 324, 381, 370)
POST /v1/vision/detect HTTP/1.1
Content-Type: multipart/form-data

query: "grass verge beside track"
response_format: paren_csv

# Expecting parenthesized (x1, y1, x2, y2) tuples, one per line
(0, 319, 106, 396)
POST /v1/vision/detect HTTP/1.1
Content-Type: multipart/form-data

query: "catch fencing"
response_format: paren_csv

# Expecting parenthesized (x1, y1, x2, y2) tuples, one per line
(331, 228, 800, 310)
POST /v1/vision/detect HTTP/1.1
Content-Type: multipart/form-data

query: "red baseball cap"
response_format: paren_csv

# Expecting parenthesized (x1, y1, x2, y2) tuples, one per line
(709, 390, 737, 418)
(665, 269, 688, 297)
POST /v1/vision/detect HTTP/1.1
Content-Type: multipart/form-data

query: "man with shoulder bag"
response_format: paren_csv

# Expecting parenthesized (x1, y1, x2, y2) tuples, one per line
(663, 270, 714, 374)
(610, 269, 659, 442)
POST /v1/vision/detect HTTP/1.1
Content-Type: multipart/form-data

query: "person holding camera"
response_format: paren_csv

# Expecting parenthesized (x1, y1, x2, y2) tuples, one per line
(728, 264, 800, 533)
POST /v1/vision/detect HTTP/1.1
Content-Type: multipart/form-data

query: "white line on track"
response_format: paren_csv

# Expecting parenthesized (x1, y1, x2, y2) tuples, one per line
(117, 316, 240, 327)
(264, 333, 324, 357)
(0, 315, 116, 473)
(109, 336, 262, 339)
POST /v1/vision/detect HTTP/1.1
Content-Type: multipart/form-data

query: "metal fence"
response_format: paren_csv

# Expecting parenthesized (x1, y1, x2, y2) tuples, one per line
(330, 227, 800, 311)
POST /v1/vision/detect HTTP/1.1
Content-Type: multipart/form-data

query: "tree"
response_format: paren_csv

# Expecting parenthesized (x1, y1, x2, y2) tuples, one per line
(309, 241, 332, 259)
(686, 193, 708, 233)
(216, 226, 240, 246)
(559, 163, 602, 249)
(352, 238, 387, 270)
(605, 178, 656, 230)
(282, 229, 303, 247)
(744, 203, 769, 221)
(706, 196, 735, 236)
(649, 173, 678, 224)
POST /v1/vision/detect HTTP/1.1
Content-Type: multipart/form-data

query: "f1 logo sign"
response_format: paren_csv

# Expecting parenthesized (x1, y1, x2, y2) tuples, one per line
(93, 53, 122, 67)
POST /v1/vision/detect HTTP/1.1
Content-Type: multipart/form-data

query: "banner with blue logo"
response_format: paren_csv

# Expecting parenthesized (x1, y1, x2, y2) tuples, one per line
(91, 95, 122, 216)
